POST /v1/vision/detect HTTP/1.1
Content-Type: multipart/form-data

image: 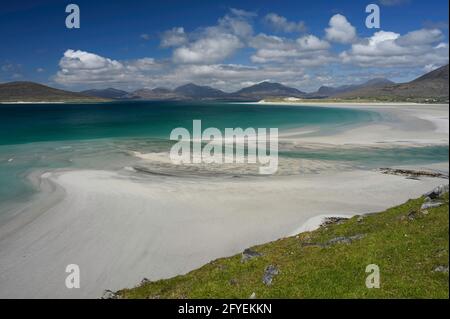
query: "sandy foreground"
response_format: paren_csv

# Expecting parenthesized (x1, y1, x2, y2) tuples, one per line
(0, 103, 448, 298)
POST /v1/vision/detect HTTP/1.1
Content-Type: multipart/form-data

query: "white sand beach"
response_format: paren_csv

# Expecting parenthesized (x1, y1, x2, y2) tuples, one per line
(0, 103, 448, 298)
(271, 102, 449, 146)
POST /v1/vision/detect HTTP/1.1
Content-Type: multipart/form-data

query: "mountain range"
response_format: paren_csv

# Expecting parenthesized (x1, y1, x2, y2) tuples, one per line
(0, 64, 448, 103)
(308, 78, 395, 98)
(0, 82, 107, 103)
(81, 88, 129, 99)
(335, 64, 449, 102)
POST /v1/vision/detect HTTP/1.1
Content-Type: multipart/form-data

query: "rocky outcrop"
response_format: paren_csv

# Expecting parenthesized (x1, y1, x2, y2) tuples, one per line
(241, 249, 262, 263)
(420, 184, 449, 210)
(424, 184, 449, 199)
(262, 265, 279, 286)
(101, 289, 118, 299)
(379, 168, 449, 179)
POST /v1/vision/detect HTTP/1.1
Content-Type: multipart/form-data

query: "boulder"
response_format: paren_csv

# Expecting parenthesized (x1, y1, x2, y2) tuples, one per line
(424, 184, 449, 199)
(101, 289, 117, 299)
(262, 265, 279, 286)
(241, 248, 262, 263)
(433, 266, 449, 273)
(327, 234, 366, 245)
(421, 201, 444, 210)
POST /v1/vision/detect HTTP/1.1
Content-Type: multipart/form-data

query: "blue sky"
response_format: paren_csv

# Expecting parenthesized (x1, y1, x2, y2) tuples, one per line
(0, 0, 448, 92)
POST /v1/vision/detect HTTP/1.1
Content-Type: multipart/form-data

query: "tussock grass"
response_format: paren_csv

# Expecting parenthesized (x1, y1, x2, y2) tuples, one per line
(118, 193, 449, 299)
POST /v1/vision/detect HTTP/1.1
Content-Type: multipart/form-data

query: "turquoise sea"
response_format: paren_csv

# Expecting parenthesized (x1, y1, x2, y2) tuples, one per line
(0, 101, 448, 206)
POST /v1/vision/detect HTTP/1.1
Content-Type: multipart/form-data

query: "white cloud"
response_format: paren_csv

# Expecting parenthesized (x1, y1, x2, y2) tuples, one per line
(171, 9, 253, 64)
(173, 33, 243, 64)
(53, 49, 321, 92)
(55, 50, 163, 86)
(219, 10, 254, 39)
(264, 13, 307, 33)
(59, 49, 123, 70)
(340, 29, 449, 67)
(52, 9, 449, 92)
(423, 64, 439, 73)
(160, 27, 188, 47)
(396, 28, 443, 46)
(250, 33, 332, 65)
(297, 35, 330, 50)
(325, 14, 357, 44)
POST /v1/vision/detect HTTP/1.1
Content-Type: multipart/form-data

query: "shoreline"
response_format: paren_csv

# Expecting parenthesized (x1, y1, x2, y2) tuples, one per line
(273, 102, 449, 147)
(0, 101, 448, 298)
(0, 165, 448, 298)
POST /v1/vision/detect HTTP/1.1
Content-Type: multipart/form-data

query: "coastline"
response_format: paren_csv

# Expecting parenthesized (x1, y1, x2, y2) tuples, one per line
(272, 102, 449, 147)
(0, 165, 447, 298)
(0, 101, 448, 298)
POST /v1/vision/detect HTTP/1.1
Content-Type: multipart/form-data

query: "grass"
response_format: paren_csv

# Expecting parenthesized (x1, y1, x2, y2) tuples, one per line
(118, 193, 449, 299)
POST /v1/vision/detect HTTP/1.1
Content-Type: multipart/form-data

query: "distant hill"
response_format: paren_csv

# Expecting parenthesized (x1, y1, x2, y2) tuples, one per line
(128, 82, 306, 101)
(335, 64, 449, 102)
(174, 83, 228, 99)
(0, 82, 108, 103)
(126, 87, 183, 100)
(234, 81, 306, 99)
(309, 78, 395, 98)
(81, 88, 128, 99)
(3, 65, 447, 103)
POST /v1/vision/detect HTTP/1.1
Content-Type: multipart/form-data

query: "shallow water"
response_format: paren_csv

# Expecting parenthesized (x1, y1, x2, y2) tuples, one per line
(0, 101, 447, 206)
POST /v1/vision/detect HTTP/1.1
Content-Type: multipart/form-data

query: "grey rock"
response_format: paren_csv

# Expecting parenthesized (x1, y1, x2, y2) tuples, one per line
(433, 266, 449, 273)
(249, 292, 257, 299)
(424, 184, 449, 199)
(101, 290, 117, 299)
(262, 265, 279, 286)
(320, 217, 348, 227)
(421, 201, 444, 210)
(380, 168, 449, 179)
(327, 234, 366, 245)
(407, 210, 419, 220)
(241, 248, 262, 263)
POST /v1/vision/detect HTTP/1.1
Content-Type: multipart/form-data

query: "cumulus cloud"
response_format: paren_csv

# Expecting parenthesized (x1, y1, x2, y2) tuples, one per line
(160, 27, 188, 47)
(173, 33, 243, 64)
(53, 49, 321, 91)
(171, 9, 253, 64)
(53, 8, 449, 92)
(55, 49, 163, 86)
(250, 33, 332, 65)
(325, 14, 357, 44)
(340, 29, 449, 67)
(264, 13, 307, 33)
(423, 64, 440, 73)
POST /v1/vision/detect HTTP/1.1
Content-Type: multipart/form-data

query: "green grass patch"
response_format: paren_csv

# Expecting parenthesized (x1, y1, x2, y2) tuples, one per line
(118, 193, 449, 299)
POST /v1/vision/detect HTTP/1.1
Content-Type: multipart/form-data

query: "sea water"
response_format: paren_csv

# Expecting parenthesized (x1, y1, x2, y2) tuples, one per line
(0, 101, 448, 206)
